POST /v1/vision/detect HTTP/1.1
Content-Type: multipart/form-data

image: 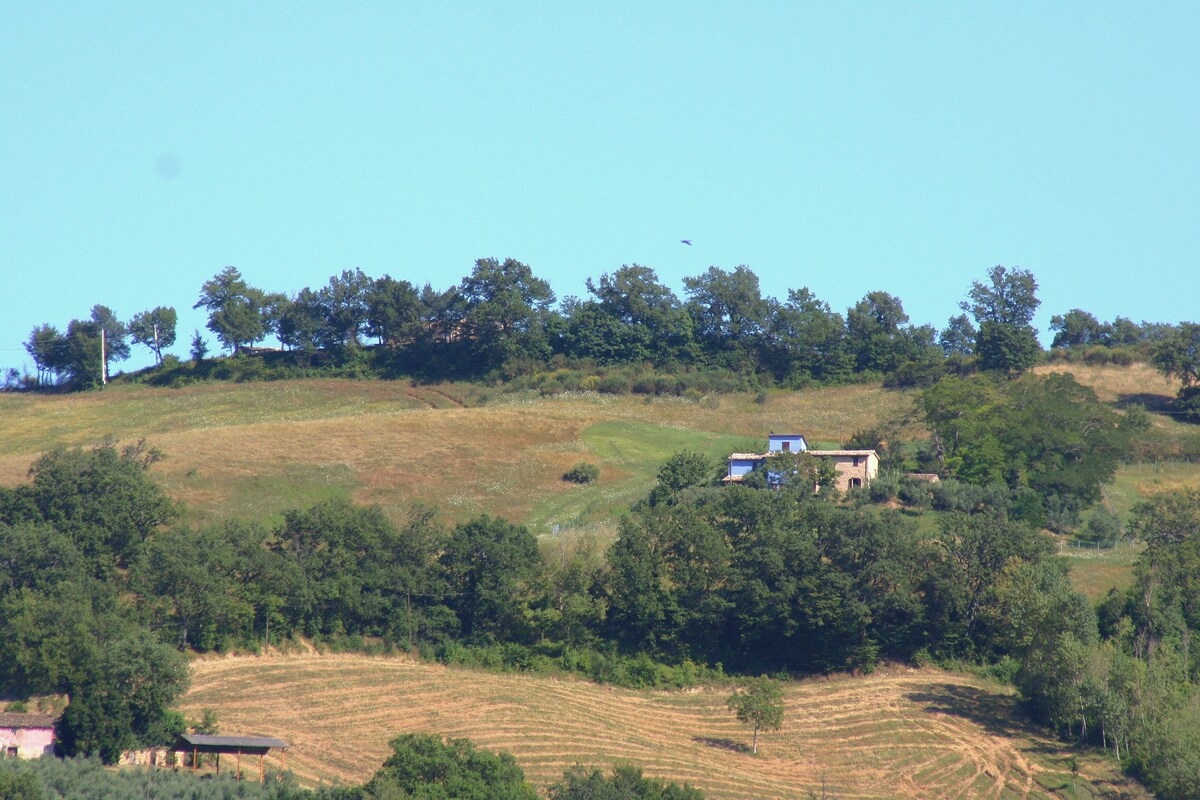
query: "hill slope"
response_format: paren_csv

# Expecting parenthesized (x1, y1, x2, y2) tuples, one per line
(0, 380, 914, 529)
(179, 654, 1144, 799)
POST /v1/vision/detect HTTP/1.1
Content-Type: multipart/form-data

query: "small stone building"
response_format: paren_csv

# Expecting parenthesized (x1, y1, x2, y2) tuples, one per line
(808, 449, 879, 491)
(0, 713, 56, 759)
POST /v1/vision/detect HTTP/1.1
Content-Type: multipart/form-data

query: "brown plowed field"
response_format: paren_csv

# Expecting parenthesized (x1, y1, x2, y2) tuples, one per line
(180, 654, 1143, 799)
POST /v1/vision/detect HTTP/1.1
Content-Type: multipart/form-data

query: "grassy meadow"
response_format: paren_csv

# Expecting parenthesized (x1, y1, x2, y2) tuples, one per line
(179, 652, 1147, 800)
(0, 379, 917, 531)
(2, 364, 1199, 599)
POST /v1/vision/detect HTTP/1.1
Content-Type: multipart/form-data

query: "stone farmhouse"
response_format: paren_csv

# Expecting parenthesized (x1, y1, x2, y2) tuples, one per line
(725, 433, 879, 492)
(0, 712, 55, 759)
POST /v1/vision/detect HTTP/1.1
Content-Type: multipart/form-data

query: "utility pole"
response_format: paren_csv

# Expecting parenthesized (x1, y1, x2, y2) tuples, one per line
(153, 322, 160, 364)
(100, 328, 107, 386)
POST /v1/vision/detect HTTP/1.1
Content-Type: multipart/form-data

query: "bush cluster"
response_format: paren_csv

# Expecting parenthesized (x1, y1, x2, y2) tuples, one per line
(562, 462, 600, 484)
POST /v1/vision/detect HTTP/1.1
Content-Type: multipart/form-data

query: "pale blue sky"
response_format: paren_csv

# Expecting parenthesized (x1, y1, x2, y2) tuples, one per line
(3, 2, 1198, 373)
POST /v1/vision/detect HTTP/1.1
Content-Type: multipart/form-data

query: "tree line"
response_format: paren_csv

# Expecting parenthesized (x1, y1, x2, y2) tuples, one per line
(17, 261, 1199, 406)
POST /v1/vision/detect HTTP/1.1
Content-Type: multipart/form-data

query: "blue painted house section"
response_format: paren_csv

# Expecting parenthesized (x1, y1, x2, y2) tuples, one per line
(767, 434, 808, 453)
(727, 455, 764, 479)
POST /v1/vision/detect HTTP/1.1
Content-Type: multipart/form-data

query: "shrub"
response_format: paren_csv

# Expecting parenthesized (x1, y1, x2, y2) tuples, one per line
(1079, 507, 1122, 548)
(597, 373, 632, 394)
(929, 479, 1008, 513)
(897, 477, 933, 510)
(551, 765, 706, 800)
(868, 472, 900, 503)
(563, 462, 600, 484)
(1044, 494, 1081, 534)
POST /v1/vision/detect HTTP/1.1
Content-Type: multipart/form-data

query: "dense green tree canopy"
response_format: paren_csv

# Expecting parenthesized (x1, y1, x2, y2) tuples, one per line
(456, 257, 556, 371)
(648, 451, 714, 506)
(960, 266, 1041, 375)
(194, 266, 275, 353)
(1050, 309, 1106, 349)
(606, 487, 930, 670)
(440, 515, 540, 643)
(357, 734, 538, 800)
(683, 265, 768, 370)
(276, 288, 326, 356)
(564, 264, 695, 366)
(975, 320, 1041, 375)
(919, 373, 1130, 513)
(845, 291, 938, 377)
(763, 288, 853, 385)
(24, 323, 65, 385)
(939, 313, 976, 356)
(3, 440, 179, 569)
(366, 275, 425, 346)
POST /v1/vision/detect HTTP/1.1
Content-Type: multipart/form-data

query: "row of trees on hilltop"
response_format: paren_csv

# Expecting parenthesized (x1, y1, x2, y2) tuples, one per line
(23, 306, 176, 389)
(17, 260, 1194, 393)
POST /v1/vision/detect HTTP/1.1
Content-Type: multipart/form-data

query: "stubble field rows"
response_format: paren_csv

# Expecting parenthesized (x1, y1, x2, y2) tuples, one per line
(180, 653, 1141, 799)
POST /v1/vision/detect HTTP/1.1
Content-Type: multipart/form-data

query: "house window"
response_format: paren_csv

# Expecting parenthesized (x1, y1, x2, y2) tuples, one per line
(852, 456, 860, 467)
(849, 478, 862, 488)
(5, 746, 17, 758)
(781, 441, 790, 451)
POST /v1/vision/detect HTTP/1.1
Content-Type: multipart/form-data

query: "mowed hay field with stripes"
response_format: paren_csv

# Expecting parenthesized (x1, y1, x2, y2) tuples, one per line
(181, 653, 1144, 799)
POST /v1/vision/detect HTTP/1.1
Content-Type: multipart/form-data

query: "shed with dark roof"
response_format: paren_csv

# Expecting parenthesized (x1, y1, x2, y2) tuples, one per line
(173, 733, 288, 782)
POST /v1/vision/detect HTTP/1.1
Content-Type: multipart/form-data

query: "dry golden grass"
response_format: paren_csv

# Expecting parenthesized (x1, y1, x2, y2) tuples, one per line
(1033, 362, 1176, 405)
(0, 381, 916, 526)
(179, 654, 1144, 799)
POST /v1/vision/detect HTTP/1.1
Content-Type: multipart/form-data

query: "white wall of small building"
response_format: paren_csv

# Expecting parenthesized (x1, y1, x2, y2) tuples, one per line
(0, 726, 55, 759)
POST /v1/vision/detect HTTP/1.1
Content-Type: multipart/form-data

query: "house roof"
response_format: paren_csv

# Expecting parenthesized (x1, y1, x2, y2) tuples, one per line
(176, 734, 288, 751)
(727, 449, 877, 460)
(768, 433, 807, 438)
(0, 713, 56, 729)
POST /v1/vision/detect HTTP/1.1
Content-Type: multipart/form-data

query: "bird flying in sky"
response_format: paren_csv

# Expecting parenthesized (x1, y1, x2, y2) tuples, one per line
(680, 239, 692, 245)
